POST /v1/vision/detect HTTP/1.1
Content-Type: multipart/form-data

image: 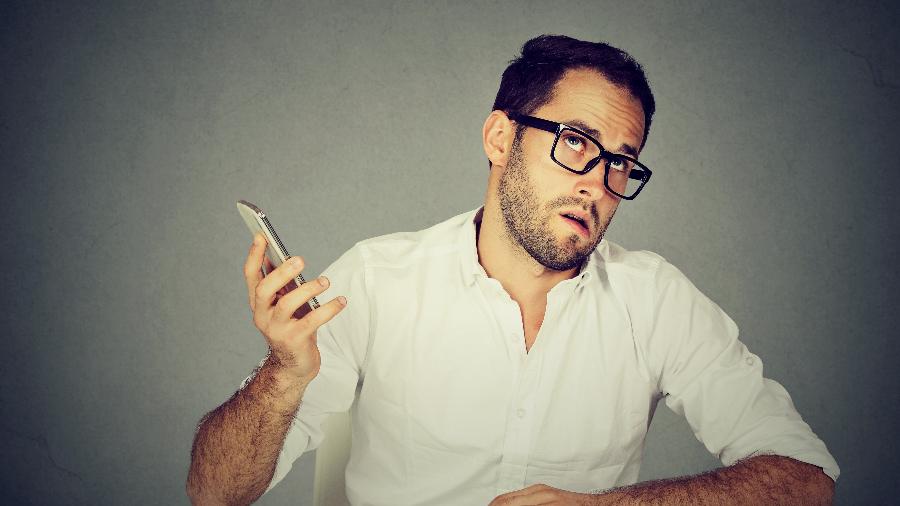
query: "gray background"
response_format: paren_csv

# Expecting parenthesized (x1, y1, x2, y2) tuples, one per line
(2, 1, 898, 504)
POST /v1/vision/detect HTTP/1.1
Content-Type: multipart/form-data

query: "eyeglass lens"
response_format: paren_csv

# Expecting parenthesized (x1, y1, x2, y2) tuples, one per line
(554, 128, 645, 198)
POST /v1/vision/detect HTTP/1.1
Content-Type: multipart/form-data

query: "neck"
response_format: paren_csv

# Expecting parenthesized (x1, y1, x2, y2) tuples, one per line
(475, 201, 579, 305)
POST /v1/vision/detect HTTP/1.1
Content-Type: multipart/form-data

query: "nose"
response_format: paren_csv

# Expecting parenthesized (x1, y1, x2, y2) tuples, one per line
(572, 164, 610, 202)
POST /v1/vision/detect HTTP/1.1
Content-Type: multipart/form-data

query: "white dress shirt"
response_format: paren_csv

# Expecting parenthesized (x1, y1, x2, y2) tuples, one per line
(246, 208, 839, 505)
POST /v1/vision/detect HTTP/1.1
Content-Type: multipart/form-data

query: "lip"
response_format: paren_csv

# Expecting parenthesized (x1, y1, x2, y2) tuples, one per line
(559, 212, 590, 237)
(559, 209, 590, 224)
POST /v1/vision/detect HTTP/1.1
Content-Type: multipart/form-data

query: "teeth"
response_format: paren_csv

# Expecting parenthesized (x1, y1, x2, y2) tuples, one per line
(563, 214, 585, 227)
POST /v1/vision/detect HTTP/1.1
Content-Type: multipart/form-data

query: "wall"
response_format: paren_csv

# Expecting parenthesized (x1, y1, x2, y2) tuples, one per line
(1, 1, 898, 504)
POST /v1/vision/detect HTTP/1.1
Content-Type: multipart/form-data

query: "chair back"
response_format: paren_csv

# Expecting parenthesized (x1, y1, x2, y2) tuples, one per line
(312, 410, 352, 506)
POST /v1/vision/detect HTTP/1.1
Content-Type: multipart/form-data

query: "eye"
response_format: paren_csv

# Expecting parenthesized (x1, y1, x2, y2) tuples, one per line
(562, 134, 585, 153)
(607, 157, 631, 173)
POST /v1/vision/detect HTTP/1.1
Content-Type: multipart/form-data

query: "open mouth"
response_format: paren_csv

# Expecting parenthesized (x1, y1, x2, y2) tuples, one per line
(560, 213, 589, 235)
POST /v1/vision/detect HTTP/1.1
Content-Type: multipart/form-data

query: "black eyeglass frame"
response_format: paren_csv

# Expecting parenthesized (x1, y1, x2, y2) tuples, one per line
(507, 112, 652, 200)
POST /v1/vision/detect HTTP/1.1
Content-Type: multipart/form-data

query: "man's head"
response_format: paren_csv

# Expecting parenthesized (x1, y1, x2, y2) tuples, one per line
(493, 35, 655, 153)
(482, 35, 654, 272)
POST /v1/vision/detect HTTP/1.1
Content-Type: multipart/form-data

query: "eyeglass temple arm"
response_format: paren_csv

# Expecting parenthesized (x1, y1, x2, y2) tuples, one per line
(507, 112, 559, 134)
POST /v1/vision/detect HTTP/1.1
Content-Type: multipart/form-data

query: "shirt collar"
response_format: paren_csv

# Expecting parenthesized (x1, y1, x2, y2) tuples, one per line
(459, 206, 599, 289)
(459, 207, 486, 286)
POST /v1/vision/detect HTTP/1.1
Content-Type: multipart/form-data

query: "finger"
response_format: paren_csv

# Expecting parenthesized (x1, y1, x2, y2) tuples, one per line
(292, 300, 314, 320)
(272, 275, 331, 323)
(489, 485, 552, 506)
(255, 256, 305, 311)
(516, 486, 564, 506)
(274, 270, 293, 299)
(243, 233, 267, 310)
(489, 494, 555, 506)
(289, 295, 347, 336)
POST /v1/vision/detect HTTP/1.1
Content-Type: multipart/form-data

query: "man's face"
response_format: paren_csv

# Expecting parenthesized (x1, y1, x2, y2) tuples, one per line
(497, 68, 646, 271)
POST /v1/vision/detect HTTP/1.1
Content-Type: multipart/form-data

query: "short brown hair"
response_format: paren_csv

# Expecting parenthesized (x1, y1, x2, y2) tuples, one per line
(492, 35, 655, 150)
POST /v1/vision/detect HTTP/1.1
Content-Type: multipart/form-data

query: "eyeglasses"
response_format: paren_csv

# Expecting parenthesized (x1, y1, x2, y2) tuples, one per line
(507, 112, 652, 200)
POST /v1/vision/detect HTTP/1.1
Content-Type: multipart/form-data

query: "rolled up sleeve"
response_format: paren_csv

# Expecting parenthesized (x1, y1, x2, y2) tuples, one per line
(649, 261, 840, 482)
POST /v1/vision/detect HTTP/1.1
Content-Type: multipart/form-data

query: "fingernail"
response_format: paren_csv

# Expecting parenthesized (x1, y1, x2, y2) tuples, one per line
(338, 296, 347, 306)
(290, 257, 302, 267)
(318, 276, 329, 287)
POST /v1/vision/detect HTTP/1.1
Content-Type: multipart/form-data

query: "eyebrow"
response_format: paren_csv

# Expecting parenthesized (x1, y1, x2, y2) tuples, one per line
(564, 119, 639, 157)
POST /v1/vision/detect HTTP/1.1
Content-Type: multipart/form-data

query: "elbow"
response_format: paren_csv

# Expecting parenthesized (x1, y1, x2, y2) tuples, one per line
(185, 485, 240, 506)
(185, 486, 208, 505)
(754, 455, 835, 505)
(185, 473, 218, 506)
(788, 459, 834, 506)
(813, 470, 835, 506)
(186, 472, 266, 506)
(186, 468, 231, 506)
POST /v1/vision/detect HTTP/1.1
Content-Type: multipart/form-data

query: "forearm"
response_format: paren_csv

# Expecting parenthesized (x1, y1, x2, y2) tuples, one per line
(186, 357, 309, 505)
(597, 455, 834, 506)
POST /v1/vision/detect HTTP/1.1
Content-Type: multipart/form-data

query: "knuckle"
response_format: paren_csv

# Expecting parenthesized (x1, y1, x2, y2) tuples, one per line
(254, 284, 268, 300)
(273, 298, 291, 318)
(281, 257, 301, 272)
(302, 281, 325, 299)
(287, 283, 316, 304)
(301, 305, 331, 329)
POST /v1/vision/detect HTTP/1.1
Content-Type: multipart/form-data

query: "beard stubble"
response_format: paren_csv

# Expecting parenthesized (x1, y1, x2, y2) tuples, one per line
(497, 134, 614, 271)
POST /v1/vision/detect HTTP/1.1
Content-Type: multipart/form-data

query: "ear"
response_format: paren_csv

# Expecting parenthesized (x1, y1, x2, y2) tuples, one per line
(483, 110, 515, 169)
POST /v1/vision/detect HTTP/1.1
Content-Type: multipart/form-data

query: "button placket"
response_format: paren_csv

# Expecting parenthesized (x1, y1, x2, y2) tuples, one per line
(476, 276, 526, 363)
(482, 276, 554, 492)
(495, 349, 541, 495)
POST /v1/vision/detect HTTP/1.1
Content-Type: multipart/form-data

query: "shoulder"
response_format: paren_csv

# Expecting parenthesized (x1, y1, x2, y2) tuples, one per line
(596, 242, 738, 384)
(597, 240, 666, 272)
(320, 209, 475, 306)
(592, 240, 702, 311)
(349, 210, 474, 270)
(596, 241, 736, 335)
(595, 240, 676, 286)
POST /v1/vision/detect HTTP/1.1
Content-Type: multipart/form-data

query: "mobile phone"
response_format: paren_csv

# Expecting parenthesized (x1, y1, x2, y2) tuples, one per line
(236, 200, 320, 310)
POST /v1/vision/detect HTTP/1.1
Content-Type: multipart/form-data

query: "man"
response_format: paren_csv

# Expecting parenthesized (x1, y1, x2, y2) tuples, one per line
(187, 35, 838, 505)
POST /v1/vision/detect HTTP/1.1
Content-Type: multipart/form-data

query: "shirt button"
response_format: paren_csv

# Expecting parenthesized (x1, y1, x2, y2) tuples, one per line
(745, 357, 754, 365)
(516, 408, 526, 418)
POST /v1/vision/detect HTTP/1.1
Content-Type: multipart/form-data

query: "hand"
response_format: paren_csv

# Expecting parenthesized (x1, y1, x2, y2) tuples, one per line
(243, 233, 347, 385)
(489, 484, 606, 506)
